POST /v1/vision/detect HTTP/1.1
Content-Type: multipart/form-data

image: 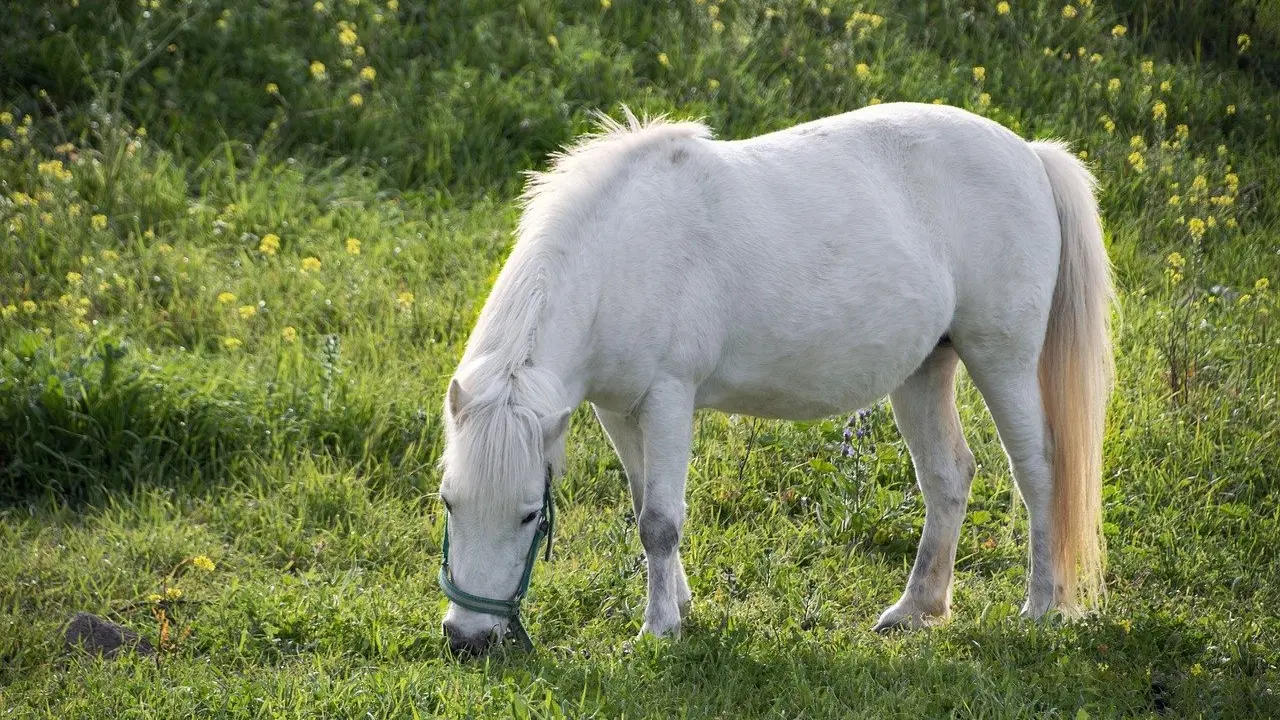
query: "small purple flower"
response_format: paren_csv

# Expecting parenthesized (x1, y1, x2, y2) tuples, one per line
(857, 408, 872, 420)
(840, 443, 854, 457)
(856, 427, 869, 439)
(842, 427, 853, 441)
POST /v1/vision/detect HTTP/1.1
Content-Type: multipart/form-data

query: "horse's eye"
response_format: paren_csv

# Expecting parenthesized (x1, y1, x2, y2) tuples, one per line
(520, 511, 538, 525)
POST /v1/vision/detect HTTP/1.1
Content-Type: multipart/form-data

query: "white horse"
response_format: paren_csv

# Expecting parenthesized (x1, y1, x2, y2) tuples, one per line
(437, 102, 1114, 653)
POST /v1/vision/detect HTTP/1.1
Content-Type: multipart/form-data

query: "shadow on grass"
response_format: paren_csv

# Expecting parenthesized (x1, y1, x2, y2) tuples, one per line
(493, 612, 1278, 718)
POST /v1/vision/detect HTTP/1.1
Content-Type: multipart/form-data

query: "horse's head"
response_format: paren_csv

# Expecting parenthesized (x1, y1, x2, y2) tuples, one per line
(438, 373, 570, 654)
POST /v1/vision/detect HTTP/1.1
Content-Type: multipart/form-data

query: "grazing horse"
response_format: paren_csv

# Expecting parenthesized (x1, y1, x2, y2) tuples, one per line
(437, 103, 1114, 654)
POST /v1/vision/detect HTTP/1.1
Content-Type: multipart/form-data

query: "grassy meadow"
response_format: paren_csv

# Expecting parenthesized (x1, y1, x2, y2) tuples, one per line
(2, 0, 1279, 716)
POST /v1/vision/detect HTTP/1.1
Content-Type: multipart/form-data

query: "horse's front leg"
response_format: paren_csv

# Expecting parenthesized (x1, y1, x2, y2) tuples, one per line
(636, 381, 695, 638)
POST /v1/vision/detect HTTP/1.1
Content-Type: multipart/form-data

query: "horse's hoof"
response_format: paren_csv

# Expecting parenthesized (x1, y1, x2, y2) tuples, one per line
(639, 619, 682, 640)
(872, 603, 947, 633)
(677, 598, 692, 619)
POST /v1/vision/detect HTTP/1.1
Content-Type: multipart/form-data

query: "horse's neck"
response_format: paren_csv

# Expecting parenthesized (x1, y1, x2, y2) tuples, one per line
(464, 242, 595, 410)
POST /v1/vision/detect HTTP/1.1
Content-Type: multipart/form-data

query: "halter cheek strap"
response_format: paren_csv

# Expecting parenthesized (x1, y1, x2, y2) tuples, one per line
(438, 467, 555, 652)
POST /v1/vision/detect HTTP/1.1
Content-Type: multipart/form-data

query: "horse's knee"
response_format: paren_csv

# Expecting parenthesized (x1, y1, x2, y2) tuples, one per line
(638, 511, 680, 556)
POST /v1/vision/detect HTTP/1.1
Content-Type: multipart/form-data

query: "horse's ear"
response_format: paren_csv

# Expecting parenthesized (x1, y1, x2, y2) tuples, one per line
(447, 378, 471, 418)
(539, 408, 572, 445)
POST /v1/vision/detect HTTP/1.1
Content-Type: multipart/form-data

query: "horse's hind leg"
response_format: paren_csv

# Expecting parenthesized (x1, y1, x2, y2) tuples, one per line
(961, 349, 1057, 619)
(874, 346, 977, 632)
(594, 404, 692, 619)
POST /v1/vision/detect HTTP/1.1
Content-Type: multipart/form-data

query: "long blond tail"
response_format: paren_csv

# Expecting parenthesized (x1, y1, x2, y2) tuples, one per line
(1030, 141, 1115, 611)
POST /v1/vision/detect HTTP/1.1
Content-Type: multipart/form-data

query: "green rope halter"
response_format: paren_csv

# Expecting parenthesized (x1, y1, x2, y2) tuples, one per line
(438, 467, 554, 652)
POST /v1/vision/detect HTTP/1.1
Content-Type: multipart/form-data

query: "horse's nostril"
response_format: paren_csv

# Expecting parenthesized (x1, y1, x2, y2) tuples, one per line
(443, 620, 490, 656)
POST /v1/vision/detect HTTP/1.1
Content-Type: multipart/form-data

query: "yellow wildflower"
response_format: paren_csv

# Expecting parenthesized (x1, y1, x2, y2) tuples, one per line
(1190, 664, 1203, 677)
(1191, 175, 1207, 192)
(1206, 216, 1217, 228)
(1, 304, 15, 319)
(1168, 195, 1181, 206)
(1127, 151, 1145, 172)
(259, 233, 280, 255)
(348, 93, 364, 107)
(301, 256, 322, 273)
(1160, 80, 1172, 92)
(1187, 218, 1206, 239)
(1152, 102, 1167, 121)
(345, 237, 361, 255)
(388, 0, 398, 9)
(1226, 104, 1236, 115)
(22, 300, 37, 313)
(1130, 135, 1146, 150)
(1112, 25, 1127, 38)
(1141, 60, 1153, 75)
(339, 26, 358, 46)
(101, 249, 119, 262)
(1107, 78, 1121, 92)
(0, 112, 11, 125)
(397, 291, 414, 310)
(1226, 218, 1237, 229)
(238, 305, 257, 319)
(314, 1, 325, 11)
(360, 66, 376, 81)
(0, 139, 12, 152)
(657, 52, 670, 68)
(310, 61, 327, 80)
(282, 326, 298, 342)
(1089, 53, 1102, 63)
(191, 555, 215, 572)
(855, 63, 871, 78)
(600, 0, 610, 8)
(1256, 278, 1269, 292)
(868, 97, 882, 105)
(972, 66, 985, 82)
(1061, 4, 1077, 19)
(66, 272, 83, 284)
(1175, 124, 1189, 139)
(165, 587, 183, 600)
(91, 214, 108, 231)
(1238, 34, 1250, 53)
(996, 1, 1009, 14)
(147, 593, 163, 603)
(217, 292, 236, 304)
(707, 78, 720, 90)
(266, 82, 279, 94)
(223, 337, 242, 350)
(978, 93, 991, 106)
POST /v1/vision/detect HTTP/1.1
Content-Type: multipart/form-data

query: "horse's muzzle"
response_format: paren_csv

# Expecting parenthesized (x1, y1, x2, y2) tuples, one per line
(442, 619, 494, 656)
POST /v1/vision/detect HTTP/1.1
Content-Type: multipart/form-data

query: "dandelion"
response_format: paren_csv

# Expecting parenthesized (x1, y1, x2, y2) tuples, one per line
(978, 92, 991, 106)
(360, 66, 376, 81)
(259, 233, 280, 255)
(22, 300, 36, 313)
(310, 61, 327, 80)
(855, 63, 871, 78)
(1152, 101, 1167, 121)
(1112, 24, 1127, 38)
(66, 272, 83, 284)
(223, 337, 242, 350)
(238, 305, 256, 319)
(996, 1, 1009, 14)
(191, 555, 215, 572)
(1061, 4, 1077, 19)
(282, 326, 298, 342)
(301, 256, 322, 273)
(1226, 104, 1236, 115)
(1238, 34, 1251, 53)
(345, 237, 361, 255)
(348, 93, 364, 107)
(657, 52, 670, 68)
(1107, 78, 1121, 92)
(1127, 151, 1146, 172)
(266, 82, 279, 94)
(396, 291, 414, 311)
(91, 214, 108, 231)
(1188, 217, 1206, 239)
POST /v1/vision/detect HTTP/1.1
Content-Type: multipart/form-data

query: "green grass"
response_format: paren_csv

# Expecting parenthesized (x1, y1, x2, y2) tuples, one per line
(1, 0, 1278, 717)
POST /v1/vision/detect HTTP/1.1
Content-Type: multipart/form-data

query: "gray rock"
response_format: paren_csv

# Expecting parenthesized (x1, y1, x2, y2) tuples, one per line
(63, 612, 156, 659)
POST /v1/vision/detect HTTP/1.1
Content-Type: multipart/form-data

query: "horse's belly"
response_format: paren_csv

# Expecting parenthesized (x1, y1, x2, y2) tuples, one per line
(695, 335, 933, 421)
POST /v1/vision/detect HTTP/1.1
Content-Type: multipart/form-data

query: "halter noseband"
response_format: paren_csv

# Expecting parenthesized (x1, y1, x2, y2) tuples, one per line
(438, 466, 555, 652)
